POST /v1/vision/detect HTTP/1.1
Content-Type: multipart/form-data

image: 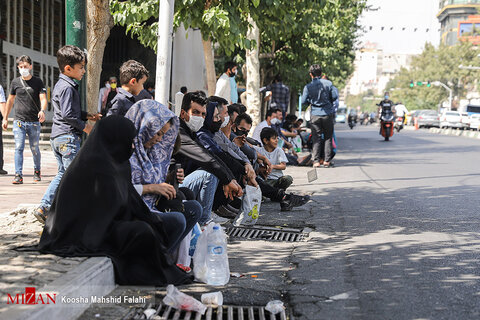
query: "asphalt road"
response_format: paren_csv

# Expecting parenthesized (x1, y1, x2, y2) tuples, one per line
(288, 123, 480, 319)
(79, 124, 480, 320)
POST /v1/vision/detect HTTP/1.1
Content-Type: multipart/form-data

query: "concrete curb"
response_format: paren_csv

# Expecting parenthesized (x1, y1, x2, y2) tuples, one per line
(3, 257, 115, 320)
(428, 127, 480, 139)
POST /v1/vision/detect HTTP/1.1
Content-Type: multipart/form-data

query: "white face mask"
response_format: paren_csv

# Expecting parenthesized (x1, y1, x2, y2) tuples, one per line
(186, 115, 204, 132)
(105, 83, 111, 89)
(271, 118, 281, 125)
(221, 115, 230, 128)
(19, 68, 30, 77)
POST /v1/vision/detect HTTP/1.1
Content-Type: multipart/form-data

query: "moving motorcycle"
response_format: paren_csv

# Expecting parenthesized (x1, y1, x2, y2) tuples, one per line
(394, 116, 404, 132)
(348, 113, 356, 129)
(380, 110, 395, 141)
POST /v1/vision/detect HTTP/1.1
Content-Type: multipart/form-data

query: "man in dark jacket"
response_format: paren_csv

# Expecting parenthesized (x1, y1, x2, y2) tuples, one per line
(174, 92, 242, 223)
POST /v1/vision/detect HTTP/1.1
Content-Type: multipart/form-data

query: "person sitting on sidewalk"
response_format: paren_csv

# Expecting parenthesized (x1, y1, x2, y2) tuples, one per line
(3, 55, 48, 184)
(38, 115, 192, 286)
(125, 100, 201, 252)
(35, 45, 101, 223)
(174, 92, 243, 224)
(255, 127, 293, 190)
(107, 60, 149, 117)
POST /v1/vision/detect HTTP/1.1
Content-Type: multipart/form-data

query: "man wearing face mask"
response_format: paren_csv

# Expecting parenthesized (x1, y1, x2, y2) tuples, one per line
(3, 55, 47, 184)
(173, 92, 243, 224)
(215, 62, 237, 104)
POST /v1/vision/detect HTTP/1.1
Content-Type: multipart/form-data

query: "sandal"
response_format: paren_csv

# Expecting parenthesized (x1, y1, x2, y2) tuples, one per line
(176, 264, 192, 273)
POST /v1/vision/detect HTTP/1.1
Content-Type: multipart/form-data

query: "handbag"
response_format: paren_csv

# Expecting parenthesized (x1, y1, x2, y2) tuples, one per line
(155, 189, 186, 213)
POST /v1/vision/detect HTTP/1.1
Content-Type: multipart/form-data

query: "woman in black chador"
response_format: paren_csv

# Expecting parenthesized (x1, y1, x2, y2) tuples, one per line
(38, 115, 192, 285)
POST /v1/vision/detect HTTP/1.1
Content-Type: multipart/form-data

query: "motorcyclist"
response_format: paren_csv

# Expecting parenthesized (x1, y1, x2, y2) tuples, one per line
(395, 102, 408, 125)
(377, 92, 395, 134)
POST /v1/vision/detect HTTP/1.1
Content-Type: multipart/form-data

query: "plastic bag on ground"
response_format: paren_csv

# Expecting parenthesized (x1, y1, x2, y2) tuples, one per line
(176, 230, 192, 267)
(265, 300, 285, 314)
(234, 185, 262, 226)
(162, 285, 207, 314)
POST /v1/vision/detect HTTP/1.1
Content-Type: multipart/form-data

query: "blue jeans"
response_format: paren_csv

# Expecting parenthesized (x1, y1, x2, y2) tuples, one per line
(12, 120, 41, 175)
(40, 134, 81, 209)
(179, 170, 219, 224)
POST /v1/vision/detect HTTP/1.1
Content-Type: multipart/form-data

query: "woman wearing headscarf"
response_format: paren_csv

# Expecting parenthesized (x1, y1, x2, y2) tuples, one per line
(38, 115, 192, 285)
(126, 100, 201, 252)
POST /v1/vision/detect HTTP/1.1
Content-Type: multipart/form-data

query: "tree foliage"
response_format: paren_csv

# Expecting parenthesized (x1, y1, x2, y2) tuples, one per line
(109, 0, 366, 92)
(385, 42, 480, 110)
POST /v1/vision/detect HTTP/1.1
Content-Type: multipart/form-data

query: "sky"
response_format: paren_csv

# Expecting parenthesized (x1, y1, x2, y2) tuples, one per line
(357, 0, 441, 54)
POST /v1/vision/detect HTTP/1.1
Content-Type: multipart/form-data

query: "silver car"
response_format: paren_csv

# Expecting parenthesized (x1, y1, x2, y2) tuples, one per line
(417, 110, 440, 128)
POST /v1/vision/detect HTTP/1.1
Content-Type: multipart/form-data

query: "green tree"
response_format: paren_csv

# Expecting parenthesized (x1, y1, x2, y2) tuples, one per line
(385, 42, 480, 110)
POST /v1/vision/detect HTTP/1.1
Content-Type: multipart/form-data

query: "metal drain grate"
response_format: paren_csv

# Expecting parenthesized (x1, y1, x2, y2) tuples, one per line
(123, 302, 287, 320)
(226, 225, 306, 242)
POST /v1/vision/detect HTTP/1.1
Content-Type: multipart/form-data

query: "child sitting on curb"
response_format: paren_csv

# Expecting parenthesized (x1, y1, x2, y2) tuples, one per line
(254, 127, 293, 190)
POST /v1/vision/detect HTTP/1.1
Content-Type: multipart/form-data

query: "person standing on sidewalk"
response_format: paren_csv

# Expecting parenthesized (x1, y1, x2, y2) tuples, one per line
(261, 75, 290, 121)
(35, 45, 101, 224)
(2, 55, 47, 184)
(215, 62, 237, 104)
(301, 64, 338, 168)
(0, 84, 7, 175)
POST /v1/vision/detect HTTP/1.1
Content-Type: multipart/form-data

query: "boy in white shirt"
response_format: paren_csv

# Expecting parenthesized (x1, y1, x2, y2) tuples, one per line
(254, 127, 293, 190)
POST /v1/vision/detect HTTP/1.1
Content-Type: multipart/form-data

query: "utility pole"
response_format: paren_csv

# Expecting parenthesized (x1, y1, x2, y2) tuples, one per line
(433, 81, 453, 110)
(155, 0, 175, 106)
(65, 0, 87, 111)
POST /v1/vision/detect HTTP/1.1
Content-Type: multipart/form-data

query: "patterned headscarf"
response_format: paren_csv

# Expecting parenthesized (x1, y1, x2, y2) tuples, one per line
(125, 100, 179, 209)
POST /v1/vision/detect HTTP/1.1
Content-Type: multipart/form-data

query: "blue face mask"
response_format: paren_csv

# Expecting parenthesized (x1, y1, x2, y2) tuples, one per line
(385, 96, 389, 100)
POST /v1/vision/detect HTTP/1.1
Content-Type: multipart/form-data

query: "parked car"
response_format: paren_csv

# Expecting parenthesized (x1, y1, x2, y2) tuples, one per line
(417, 110, 440, 128)
(440, 111, 464, 129)
(460, 112, 470, 129)
(469, 114, 480, 131)
(336, 107, 347, 123)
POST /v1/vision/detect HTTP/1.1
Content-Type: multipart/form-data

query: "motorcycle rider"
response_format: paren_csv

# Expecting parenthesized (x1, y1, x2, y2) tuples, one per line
(377, 92, 395, 134)
(395, 102, 408, 125)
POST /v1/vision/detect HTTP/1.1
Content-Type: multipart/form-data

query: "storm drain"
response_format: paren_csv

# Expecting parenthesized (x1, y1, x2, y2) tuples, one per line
(225, 225, 306, 242)
(123, 302, 287, 320)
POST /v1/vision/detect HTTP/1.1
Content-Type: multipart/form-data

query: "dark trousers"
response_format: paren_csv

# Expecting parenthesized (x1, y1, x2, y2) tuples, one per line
(257, 177, 284, 202)
(311, 114, 335, 163)
(0, 125, 4, 170)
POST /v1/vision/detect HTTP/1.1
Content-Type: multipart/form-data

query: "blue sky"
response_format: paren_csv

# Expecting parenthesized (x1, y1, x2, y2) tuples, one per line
(357, 0, 441, 54)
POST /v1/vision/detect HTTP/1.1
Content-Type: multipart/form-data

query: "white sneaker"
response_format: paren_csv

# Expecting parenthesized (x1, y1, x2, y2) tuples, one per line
(211, 213, 229, 223)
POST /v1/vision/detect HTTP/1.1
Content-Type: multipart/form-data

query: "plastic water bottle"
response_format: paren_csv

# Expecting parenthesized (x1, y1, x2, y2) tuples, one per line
(206, 226, 228, 285)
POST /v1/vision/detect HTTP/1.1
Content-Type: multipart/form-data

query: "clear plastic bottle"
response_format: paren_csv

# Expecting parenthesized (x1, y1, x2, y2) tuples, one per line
(206, 226, 228, 285)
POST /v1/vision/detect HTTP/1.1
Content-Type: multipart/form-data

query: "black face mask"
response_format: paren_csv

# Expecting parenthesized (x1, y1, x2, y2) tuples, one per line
(211, 120, 223, 133)
(234, 129, 249, 136)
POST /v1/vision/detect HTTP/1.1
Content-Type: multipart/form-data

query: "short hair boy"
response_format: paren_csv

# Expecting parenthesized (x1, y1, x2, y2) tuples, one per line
(107, 60, 149, 116)
(35, 45, 101, 224)
(254, 127, 293, 190)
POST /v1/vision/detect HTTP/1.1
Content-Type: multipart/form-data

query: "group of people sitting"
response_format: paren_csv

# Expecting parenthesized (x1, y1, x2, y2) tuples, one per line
(39, 88, 310, 286)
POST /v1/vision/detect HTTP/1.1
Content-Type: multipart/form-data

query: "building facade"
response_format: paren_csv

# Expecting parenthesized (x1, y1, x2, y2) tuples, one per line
(437, 0, 480, 46)
(0, 0, 65, 118)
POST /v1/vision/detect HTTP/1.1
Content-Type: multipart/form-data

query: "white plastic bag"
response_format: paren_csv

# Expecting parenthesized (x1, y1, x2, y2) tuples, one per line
(234, 185, 262, 226)
(176, 230, 192, 267)
(193, 222, 230, 284)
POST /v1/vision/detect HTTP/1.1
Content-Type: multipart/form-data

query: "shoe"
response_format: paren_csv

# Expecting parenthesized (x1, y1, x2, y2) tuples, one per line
(33, 170, 41, 182)
(176, 264, 192, 273)
(211, 213, 230, 224)
(34, 207, 47, 224)
(225, 204, 241, 214)
(323, 161, 335, 168)
(12, 174, 23, 184)
(215, 205, 238, 219)
(0, 169, 7, 175)
(280, 194, 311, 211)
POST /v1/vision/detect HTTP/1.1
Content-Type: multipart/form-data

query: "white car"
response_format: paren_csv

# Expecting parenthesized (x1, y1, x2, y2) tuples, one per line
(460, 112, 470, 129)
(440, 111, 464, 129)
(469, 114, 480, 131)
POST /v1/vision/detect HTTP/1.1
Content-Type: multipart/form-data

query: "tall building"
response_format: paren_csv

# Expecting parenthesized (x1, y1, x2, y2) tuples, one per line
(437, 0, 480, 46)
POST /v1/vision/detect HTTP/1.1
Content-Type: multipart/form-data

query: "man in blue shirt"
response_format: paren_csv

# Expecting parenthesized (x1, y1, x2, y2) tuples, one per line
(301, 64, 338, 168)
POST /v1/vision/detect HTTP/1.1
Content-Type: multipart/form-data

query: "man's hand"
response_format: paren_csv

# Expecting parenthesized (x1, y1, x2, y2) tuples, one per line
(38, 110, 46, 123)
(83, 122, 94, 134)
(176, 168, 184, 184)
(284, 141, 293, 149)
(223, 180, 243, 200)
(233, 135, 246, 147)
(2, 119, 8, 131)
(87, 113, 102, 121)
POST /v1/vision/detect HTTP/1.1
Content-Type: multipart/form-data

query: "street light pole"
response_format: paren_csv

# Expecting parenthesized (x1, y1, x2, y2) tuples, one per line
(155, 0, 175, 106)
(432, 81, 453, 110)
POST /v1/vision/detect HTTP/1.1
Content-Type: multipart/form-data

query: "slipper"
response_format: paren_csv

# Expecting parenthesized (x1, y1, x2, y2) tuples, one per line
(176, 264, 192, 273)
(323, 162, 335, 168)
